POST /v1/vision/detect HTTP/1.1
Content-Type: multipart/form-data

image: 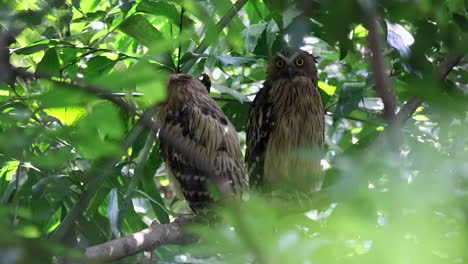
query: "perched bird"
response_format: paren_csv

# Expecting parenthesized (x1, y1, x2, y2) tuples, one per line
(246, 49, 324, 191)
(157, 73, 245, 213)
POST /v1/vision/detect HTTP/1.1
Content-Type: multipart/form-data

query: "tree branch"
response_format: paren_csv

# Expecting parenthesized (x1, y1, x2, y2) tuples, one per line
(365, 14, 402, 149)
(392, 54, 464, 127)
(0, 29, 16, 83)
(84, 216, 197, 262)
(367, 17, 398, 122)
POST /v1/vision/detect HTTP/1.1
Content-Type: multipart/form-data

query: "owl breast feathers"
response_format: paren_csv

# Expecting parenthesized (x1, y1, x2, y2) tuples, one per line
(246, 49, 325, 191)
(158, 73, 245, 213)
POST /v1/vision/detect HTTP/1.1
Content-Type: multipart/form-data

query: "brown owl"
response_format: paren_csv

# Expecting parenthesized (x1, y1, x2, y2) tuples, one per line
(246, 49, 324, 191)
(157, 73, 245, 213)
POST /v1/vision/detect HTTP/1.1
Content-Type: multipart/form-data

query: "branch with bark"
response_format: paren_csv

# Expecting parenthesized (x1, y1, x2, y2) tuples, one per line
(392, 54, 464, 128)
(84, 216, 197, 262)
(366, 14, 400, 148)
(0, 29, 16, 83)
(367, 17, 398, 122)
(372, 53, 464, 150)
(365, 10, 465, 146)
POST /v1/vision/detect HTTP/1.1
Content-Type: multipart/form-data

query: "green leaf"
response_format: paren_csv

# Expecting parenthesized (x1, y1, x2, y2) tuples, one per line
(339, 37, 352, 60)
(73, 10, 107, 22)
(333, 82, 366, 120)
(266, 19, 279, 55)
(44, 107, 86, 125)
(221, 100, 250, 131)
(453, 13, 468, 32)
(318, 81, 336, 96)
(36, 48, 61, 77)
(37, 81, 95, 108)
(245, 0, 269, 24)
(243, 23, 267, 53)
(73, 103, 125, 158)
(136, 0, 179, 24)
(31, 175, 70, 199)
(180, 52, 208, 65)
(211, 83, 249, 103)
(119, 14, 163, 47)
(141, 143, 170, 223)
(80, 0, 100, 13)
(30, 146, 74, 169)
(216, 55, 256, 66)
(16, 10, 43, 26)
(72, 0, 81, 11)
(93, 62, 168, 105)
(14, 44, 49, 55)
(83, 56, 117, 80)
(283, 6, 301, 28)
(108, 188, 121, 237)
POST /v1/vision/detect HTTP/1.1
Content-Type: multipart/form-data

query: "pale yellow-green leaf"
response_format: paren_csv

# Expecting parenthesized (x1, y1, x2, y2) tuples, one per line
(16, 225, 41, 238)
(318, 81, 336, 96)
(1, 160, 20, 181)
(413, 114, 429, 121)
(353, 24, 368, 38)
(44, 107, 86, 125)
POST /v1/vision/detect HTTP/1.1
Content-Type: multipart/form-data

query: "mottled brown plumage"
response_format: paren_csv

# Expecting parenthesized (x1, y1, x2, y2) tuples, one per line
(157, 73, 245, 213)
(246, 49, 324, 191)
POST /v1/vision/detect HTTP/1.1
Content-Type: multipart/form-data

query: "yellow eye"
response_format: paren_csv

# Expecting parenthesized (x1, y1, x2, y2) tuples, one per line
(296, 58, 305, 66)
(276, 59, 285, 68)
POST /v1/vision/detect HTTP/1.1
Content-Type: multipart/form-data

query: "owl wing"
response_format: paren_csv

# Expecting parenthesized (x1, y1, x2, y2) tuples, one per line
(246, 82, 275, 187)
(159, 100, 244, 212)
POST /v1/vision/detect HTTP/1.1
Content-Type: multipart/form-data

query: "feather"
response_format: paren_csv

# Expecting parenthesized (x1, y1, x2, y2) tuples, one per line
(246, 55, 324, 192)
(158, 74, 245, 213)
(246, 82, 275, 186)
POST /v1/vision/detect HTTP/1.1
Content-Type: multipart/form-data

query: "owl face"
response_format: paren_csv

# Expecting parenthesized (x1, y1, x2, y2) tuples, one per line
(266, 49, 318, 82)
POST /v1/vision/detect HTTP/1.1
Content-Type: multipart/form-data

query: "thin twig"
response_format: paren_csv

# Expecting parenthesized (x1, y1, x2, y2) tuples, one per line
(325, 112, 384, 127)
(16, 68, 138, 115)
(177, 7, 184, 73)
(59, 45, 139, 74)
(61, 44, 140, 60)
(7, 84, 45, 126)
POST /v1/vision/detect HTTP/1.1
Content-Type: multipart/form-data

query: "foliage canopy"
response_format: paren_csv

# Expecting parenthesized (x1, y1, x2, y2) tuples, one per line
(0, 0, 467, 263)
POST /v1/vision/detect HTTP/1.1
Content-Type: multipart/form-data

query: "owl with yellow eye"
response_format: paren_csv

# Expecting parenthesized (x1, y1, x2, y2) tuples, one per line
(246, 48, 325, 192)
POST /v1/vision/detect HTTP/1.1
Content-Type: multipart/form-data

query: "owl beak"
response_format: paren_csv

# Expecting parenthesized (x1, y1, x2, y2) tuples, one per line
(287, 66, 295, 79)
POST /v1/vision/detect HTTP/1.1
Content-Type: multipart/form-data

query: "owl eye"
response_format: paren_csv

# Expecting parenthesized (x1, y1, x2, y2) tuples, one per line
(295, 58, 305, 66)
(275, 59, 285, 68)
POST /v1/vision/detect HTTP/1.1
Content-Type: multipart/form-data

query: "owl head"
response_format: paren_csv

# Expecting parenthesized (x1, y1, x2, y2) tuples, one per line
(266, 48, 318, 83)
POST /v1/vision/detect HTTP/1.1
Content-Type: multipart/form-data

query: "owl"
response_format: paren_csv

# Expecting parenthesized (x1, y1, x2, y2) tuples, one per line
(157, 73, 245, 213)
(246, 49, 324, 191)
